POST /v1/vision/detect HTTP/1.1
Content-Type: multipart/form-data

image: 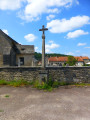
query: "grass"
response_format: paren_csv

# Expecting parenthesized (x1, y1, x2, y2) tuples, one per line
(74, 83, 90, 87)
(0, 80, 8, 85)
(5, 95, 10, 98)
(0, 79, 90, 91)
(0, 79, 32, 87)
(0, 110, 4, 112)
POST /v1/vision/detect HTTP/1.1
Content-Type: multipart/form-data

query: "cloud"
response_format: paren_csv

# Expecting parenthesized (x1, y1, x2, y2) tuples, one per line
(66, 52, 74, 55)
(18, 0, 79, 22)
(47, 16, 90, 33)
(76, 50, 80, 53)
(24, 34, 37, 42)
(77, 43, 87, 46)
(46, 14, 55, 21)
(0, 0, 25, 10)
(48, 40, 54, 43)
(2, 29, 9, 35)
(45, 41, 60, 53)
(47, 8, 59, 14)
(35, 47, 38, 51)
(85, 47, 90, 48)
(66, 30, 89, 39)
(35, 47, 42, 53)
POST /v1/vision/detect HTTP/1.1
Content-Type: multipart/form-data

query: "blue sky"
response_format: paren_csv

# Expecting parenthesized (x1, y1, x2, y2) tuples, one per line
(0, 0, 90, 57)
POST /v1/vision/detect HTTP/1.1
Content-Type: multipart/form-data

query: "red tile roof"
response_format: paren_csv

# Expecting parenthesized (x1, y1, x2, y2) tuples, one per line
(74, 57, 83, 62)
(48, 56, 89, 62)
(81, 56, 89, 59)
(48, 57, 68, 62)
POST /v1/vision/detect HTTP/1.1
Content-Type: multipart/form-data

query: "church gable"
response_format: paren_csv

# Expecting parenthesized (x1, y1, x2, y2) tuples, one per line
(0, 29, 34, 67)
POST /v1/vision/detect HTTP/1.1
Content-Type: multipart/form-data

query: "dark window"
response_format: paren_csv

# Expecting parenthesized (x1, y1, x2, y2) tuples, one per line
(21, 48, 25, 50)
(3, 55, 10, 65)
(20, 57, 24, 65)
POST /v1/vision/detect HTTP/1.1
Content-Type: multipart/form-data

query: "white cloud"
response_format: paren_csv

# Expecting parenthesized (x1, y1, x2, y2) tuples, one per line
(48, 40, 54, 43)
(24, 34, 37, 42)
(18, 0, 79, 22)
(85, 47, 90, 48)
(66, 52, 74, 55)
(47, 8, 59, 14)
(47, 16, 90, 33)
(76, 50, 80, 53)
(2, 29, 9, 35)
(45, 41, 60, 53)
(46, 14, 55, 21)
(77, 43, 87, 46)
(46, 43, 60, 49)
(66, 30, 89, 39)
(0, 0, 25, 10)
(35, 47, 38, 51)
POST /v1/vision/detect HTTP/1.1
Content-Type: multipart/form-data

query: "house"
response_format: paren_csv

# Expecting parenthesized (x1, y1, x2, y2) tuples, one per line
(48, 56, 90, 66)
(81, 56, 90, 64)
(0, 29, 35, 67)
(48, 57, 68, 66)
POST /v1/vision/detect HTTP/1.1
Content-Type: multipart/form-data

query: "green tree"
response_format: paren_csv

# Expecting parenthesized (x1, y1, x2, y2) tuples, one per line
(67, 56, 77, 66)
(34, 52, 67, 61)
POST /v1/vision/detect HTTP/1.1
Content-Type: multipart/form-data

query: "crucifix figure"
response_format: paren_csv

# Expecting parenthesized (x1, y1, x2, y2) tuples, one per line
(39, 25, 48, 68)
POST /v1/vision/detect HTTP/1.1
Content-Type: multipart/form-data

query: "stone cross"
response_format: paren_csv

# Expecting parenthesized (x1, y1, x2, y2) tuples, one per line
(39, 25, 48, 68)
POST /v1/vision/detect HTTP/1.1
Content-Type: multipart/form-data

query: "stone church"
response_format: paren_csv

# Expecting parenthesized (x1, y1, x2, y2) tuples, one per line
(0, 29, 35, 67)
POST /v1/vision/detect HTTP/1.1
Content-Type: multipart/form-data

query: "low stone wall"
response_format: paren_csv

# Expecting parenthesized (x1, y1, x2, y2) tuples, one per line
(0, 67, 90, 83)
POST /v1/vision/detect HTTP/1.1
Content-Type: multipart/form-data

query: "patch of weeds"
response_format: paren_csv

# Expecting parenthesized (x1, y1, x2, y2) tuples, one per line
(8, 80, 31, 87)
(0, 110, 4, 112)
(0, 80, 8, 85)
(32, 77, 60, 91)
(52, 81, 60, 88)
(5, 95, 9, 98)
(74, 83, 90, 87)
(0, 79, 32, 87)
(33, 80, 40, 88)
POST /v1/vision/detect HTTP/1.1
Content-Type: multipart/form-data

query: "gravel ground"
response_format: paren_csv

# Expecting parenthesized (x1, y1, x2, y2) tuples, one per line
(0, 86, 90, 120)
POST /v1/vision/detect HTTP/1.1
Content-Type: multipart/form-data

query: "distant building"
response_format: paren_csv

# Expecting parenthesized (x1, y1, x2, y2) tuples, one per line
(0, 29, 35, 67)
(48, 56, 90, 66)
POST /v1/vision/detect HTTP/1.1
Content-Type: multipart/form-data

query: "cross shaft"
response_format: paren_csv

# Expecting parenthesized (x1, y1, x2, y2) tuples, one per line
(39, 25, 48, 68)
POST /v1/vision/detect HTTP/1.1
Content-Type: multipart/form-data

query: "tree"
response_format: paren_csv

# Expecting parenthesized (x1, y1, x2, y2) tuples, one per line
(67, 56, 77, 66)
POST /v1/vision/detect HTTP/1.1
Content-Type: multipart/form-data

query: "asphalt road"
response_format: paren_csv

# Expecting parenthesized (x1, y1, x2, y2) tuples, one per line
(0, 86, 90, 120)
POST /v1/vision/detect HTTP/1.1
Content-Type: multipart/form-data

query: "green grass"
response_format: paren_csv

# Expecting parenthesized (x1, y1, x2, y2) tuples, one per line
(74, 83, 90, 86)
(5, 95, 10, 98)
(0, 79, 90, 91)
(0, 80, 8, 85)
(0, 110, 4, 112)
(0, 79, 32, 87)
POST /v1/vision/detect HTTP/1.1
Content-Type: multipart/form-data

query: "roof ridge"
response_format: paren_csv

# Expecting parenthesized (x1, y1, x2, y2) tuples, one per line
(0, 29, 19, 45)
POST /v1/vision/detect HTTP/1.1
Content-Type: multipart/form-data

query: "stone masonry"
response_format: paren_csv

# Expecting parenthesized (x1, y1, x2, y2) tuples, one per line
(0, 67, 90, 83)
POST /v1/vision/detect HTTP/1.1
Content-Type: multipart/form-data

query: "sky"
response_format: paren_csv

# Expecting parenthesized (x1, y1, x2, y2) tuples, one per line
(0, 0, 90, 57)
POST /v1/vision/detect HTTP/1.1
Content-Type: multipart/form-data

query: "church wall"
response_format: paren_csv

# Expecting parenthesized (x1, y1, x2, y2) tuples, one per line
(0, 55, 3, 66)
(10, 48, 16, 66)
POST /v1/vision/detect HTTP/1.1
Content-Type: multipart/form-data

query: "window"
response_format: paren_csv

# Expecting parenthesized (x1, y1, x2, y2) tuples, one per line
(20, 57, 24, 65)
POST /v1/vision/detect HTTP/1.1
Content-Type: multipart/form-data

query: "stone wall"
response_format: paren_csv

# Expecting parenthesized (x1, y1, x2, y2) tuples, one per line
(0, 67, 90, 83)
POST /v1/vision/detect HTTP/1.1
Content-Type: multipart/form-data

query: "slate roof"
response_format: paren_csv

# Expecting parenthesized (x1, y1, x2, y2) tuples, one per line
(16, 44, 34, 54)
(0, 29, 34, 54)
